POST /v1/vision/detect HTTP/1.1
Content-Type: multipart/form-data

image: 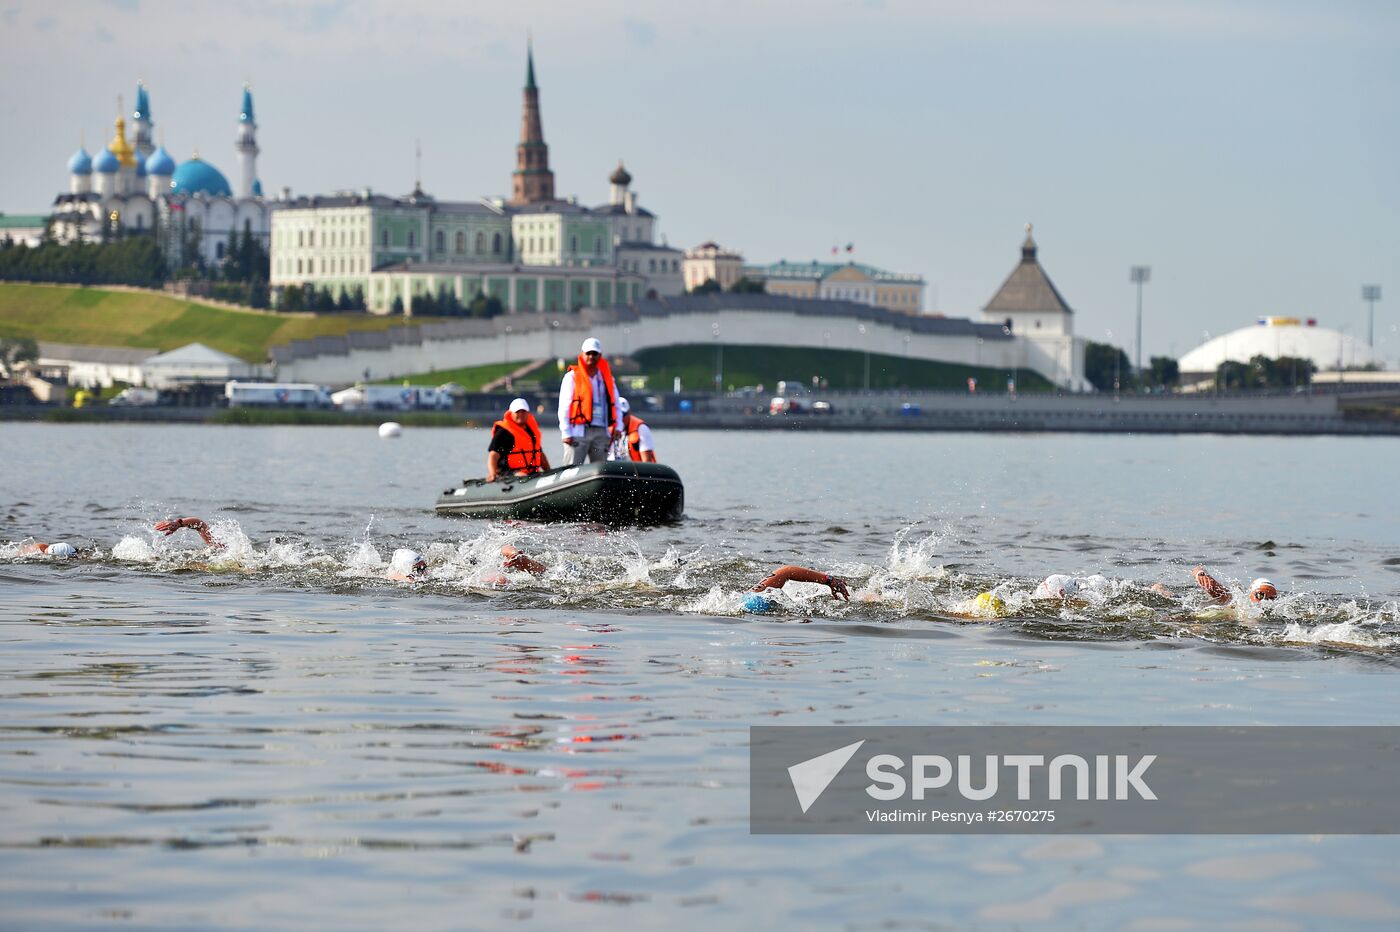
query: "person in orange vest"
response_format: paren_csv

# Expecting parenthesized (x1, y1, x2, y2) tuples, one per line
(616, 397, 657, 462)
(487, 398, 551, 482)
(557, 337, 622, 466)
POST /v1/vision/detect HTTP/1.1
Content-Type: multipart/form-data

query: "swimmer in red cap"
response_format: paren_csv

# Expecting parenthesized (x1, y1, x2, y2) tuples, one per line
(1192, 566, 1278, 605)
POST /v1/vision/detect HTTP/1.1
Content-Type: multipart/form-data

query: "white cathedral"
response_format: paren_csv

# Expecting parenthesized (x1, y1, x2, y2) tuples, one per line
(52, 82, 270, 268)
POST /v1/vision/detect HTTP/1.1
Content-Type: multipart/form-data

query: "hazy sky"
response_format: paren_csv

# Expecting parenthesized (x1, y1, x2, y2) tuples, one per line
(3, 0, 1396, 361)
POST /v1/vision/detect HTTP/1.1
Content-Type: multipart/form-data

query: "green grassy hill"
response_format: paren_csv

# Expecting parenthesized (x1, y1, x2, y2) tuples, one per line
(634, 344, 1051, 392)
(0, 283, 405, 362)
(371, 360, 559, 391)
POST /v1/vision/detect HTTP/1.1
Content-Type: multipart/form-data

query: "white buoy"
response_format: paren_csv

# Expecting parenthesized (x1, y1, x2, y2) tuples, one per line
(378, 421, 403, 439)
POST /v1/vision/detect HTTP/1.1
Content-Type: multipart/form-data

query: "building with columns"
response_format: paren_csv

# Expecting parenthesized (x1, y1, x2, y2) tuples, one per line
(50, 81, 271, 268)
(747, 258, 925, 313)
(683, 242, 745, 291)
(269, 44, 682, 310)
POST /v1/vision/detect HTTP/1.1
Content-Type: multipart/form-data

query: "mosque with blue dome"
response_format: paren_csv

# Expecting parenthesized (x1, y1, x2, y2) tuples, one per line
(52, 82, 270, 267)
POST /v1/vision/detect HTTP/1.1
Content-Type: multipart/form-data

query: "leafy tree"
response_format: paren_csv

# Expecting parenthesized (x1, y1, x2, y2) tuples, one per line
(390, 295, 404, 315)
(1084, 339, 1132, 391)
(727, 276, 766, 294)
(0, 337, 39, 378)
(1146, 355, 1179, 389)
(466, 290, 504, 319)
(690, 278, 721, 295)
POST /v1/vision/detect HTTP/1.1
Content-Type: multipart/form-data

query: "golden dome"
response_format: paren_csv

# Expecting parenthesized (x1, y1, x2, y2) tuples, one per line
(108, 114, 136, 169)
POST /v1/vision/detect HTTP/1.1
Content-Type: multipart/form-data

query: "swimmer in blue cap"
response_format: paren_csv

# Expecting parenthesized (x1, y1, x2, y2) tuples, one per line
(744, 565, 850, 613)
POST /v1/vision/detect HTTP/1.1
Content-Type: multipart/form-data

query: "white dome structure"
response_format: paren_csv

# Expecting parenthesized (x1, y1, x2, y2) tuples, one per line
(1179, 319, 1383, 374)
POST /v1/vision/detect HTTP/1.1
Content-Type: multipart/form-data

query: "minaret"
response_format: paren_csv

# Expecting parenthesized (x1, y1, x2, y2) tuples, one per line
(235, 83, 259, 199)
(510, 40, 554, 205)
(132, 80, 154, 163)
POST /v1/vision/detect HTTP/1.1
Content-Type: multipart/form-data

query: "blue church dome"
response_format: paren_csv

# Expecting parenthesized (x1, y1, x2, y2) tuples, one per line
(145, 146, 176, 177)
(136, 157, 147, 178)
(93, 147, 120, 173)
(251, 178, 263, 197)
(170, 157, 232, 197)
(68, 146, 93, 175)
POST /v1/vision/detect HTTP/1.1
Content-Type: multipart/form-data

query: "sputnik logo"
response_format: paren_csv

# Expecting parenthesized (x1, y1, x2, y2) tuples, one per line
(788, 740, 865, 813)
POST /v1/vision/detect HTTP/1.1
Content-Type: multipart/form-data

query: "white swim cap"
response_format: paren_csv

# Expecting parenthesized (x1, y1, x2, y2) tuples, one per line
(391, 549, 427, 574)
(1036, 574, 1078, 598)
(47, 542, 78, 558)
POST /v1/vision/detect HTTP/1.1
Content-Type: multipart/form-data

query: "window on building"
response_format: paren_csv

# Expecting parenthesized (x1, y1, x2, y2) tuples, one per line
(296, 259, 302, 274)
(570, 235, 578, 254)
(408, 230, 416, 249)
(492, 233, 502, 254)
(381, 229, 389, 248)
(308, 231, 315, 247)
(475, 231, 485, 254)
(455, 231, 464, 253)
(595, 238, 603, 256)
(435, 230, 445, 252)
(648, 258, 656, 272)
(216, 241, 225, 259)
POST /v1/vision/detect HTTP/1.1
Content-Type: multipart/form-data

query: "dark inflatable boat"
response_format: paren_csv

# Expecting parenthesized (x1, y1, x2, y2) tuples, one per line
(436, 461, 684, 525)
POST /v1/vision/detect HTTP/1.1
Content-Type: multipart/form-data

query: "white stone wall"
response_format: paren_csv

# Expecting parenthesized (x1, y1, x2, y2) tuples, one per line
(272, 307, 1086, 390)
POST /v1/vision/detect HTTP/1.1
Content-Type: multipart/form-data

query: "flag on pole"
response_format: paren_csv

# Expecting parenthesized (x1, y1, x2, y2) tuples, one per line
(845, 243, 854, 253)
(831, 245, 838, 255)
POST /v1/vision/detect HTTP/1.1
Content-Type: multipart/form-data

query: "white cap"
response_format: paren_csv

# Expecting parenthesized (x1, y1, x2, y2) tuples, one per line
(617, 396, 630, 414)
(47, 542, 78, 558)
(509, 398, 530, 413)
(391, 548, 427, 573)
(1036, 574, 1079, 598)
(581, 337, 602, 355)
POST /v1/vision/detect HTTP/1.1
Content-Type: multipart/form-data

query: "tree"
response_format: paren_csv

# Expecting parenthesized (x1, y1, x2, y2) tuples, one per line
(466, 290, 504, 318)
(690, 278, 721, 295)
(728, 276, 766, 294)
(1084, 339, 1132, 392)
(1146, 356, 1179, 390)
(0, 337, 39, 379)
(390, 295, 404, 315)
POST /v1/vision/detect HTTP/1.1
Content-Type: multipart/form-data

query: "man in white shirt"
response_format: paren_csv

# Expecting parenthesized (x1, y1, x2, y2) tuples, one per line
(557, 337, 623, 466)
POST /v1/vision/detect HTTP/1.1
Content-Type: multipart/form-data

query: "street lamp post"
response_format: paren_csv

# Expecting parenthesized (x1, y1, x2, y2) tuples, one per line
(712, 322, 722, 393)
(504, 324, 512, 367)
(1130, 265, 1151, 376)
(1106, 329, 1119, 397)
(1363, 284, 1382, 347)
(858, 324, 869, 391)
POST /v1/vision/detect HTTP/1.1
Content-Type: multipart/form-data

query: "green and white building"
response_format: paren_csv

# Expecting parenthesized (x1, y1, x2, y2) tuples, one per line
(268, 45, 676, 314)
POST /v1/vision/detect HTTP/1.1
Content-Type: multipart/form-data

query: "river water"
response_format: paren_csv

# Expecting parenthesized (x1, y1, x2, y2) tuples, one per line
(3, 423, 1400, 928)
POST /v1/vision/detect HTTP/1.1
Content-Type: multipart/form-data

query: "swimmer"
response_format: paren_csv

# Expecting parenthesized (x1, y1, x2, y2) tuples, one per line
(1193, 565, 1278, 605)
(1033, 573, 1110, 600)
(385, 548, 429, 582)
(154, 516, 222, 549)
(743, 565, 850, 613)
(16, 541, 81, 558)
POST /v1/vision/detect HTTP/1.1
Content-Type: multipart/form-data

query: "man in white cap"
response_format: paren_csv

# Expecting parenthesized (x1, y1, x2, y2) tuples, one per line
(558, 336, 622, 466)
(488, 397, 550, 481)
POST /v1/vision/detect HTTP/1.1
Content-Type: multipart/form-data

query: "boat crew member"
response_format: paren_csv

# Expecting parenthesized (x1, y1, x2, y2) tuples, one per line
(743, 565, 850, 613)
(558, 337, 622, 466)
(488, 398, 551, 482)
(617, 397, 657, 463)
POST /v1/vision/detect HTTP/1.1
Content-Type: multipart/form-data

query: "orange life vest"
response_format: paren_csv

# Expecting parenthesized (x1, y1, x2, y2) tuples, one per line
(567, 355, 617, 429)
(624, 412, 647, 461)
(493, 413, 544, 473)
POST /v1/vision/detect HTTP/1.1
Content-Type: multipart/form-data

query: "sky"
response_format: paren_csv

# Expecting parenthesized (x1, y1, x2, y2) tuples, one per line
(2, 0, 1397, 362)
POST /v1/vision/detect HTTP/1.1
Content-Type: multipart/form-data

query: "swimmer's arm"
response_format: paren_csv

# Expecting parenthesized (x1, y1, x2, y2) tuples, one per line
(1192, 566, 1232, 604)
(155, 517, 221, 549)
(501, 545, 546, 576)
(754, 565, 850, 600)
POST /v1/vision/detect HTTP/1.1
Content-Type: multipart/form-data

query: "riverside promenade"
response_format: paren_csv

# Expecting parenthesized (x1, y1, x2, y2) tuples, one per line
(6, 386, 1399, 435)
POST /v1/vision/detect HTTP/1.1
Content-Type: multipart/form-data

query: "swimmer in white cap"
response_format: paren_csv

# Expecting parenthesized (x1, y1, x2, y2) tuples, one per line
(558, 336, 622, 466)
(386, 548, 429, 582)
(1193, 566, 1278, 604)
(17, 540, 82, 558)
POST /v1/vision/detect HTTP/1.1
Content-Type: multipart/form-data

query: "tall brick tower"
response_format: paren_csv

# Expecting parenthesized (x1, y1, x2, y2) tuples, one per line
(510, 41, 555, 205)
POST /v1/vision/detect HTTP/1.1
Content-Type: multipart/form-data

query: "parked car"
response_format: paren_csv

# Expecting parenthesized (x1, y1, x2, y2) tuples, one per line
(770, 396, 806, 415)
(812, 401, 835, 415)
(108, 387, 160, 406)
(900, 402, 922, 416)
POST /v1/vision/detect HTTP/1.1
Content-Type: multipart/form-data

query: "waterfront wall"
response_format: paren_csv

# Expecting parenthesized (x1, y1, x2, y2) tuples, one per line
(267, 294, 1087, 390)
